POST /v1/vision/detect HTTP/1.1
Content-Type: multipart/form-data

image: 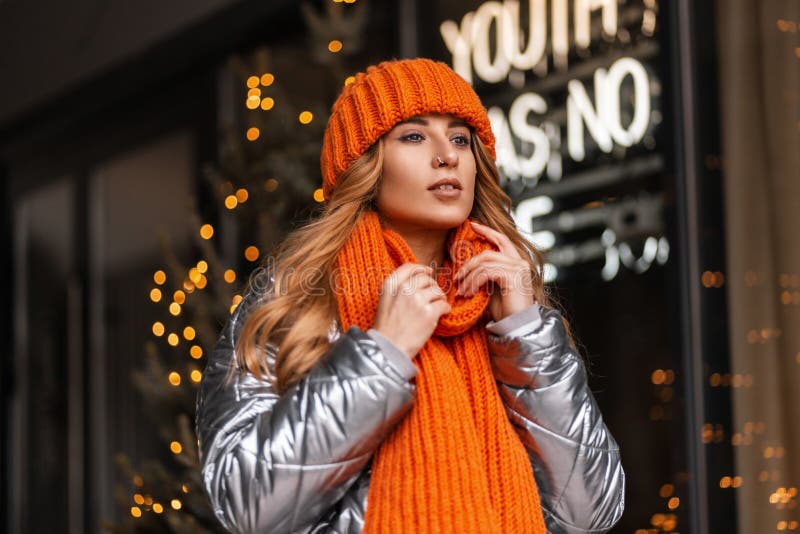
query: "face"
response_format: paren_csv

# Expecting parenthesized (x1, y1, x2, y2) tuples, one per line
(376, 113, 477, 235)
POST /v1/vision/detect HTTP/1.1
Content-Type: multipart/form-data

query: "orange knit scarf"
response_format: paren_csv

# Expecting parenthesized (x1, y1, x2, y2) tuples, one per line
(334, 212, 546, 534)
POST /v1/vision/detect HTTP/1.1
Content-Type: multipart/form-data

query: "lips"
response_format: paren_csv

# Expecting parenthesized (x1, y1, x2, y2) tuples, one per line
(427, 178, 462, 191)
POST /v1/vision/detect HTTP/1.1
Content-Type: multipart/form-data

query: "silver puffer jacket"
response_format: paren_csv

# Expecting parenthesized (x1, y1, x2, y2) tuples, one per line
(196, 286, 625, 534)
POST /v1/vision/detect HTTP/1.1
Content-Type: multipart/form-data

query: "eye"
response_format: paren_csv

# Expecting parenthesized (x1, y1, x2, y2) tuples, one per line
(399, 132, 424, 142)
(452, 134, 471, 146)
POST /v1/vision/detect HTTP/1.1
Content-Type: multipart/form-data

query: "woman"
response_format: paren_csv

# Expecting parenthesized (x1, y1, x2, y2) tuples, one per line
(196, 58, 625, 534)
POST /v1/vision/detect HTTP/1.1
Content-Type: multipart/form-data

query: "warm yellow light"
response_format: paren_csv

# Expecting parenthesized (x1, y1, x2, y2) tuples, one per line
(183, 326, 196, 340)
(778, 521, 788, 531)
(344, 76, 355, 86)
(154, 270, 167, 285)
(200, 224, 214, 240)
(196, 274, 207, 289)
(261, 97, 275, 110)
(232, 294, 243, 306)
(764, 446, 775, 458)
(344, 0, 356, 4)
(246, 75, 259, 88)
(720, 476, 731, 488)
(651, 369, 665, 385)
(650, 513, 665, 527)
(153, 503, 163, 514)
(264, 178, 278, 191)
(247, 88, 261, 98)
(152, 322, 165, 337)
(190, 370, 202, 383)
(328, 40, 343, 53)
(171, 499, 182, 510)
(230, 303, 239, 315)
(235, 188, 249, 203)
(131, 506, 142, 518)
(225, 195, 238, 209)
(183, 279, 195, 293)
(168, 371, 181, 386)
(224, 269, 236, 283)
(190, 345, 203, 359)
(261, 73, 275, 86)
(246, 127, 260, 141)
(659, 483, 674, 498)
(313, 188, 325, 203)
(134, 493, 144, 505)
(246, 96, 260, 109)
(196, 260, 208, 274)
(732, 476, 742, 487)
(182, 484, 189, 493)
(144, 495, 153, 505)
(169, 302, 181, 316)
(667, 497, 680, 509)
(173, 290, 186, 304)
(150, 288, 162, 302)
(299, 111, 313, 124)
(168, 333, 180, 346)
(170, 441, 183, 454)
(245, 246, 260, 262)
(133, 475, 144, 487)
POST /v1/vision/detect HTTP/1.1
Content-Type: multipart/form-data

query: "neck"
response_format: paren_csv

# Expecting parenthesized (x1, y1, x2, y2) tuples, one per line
(382, 221, 448, 267)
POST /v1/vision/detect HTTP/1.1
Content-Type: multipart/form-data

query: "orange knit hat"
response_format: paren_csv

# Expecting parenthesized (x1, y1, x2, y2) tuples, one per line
(320, 57, 496, 199)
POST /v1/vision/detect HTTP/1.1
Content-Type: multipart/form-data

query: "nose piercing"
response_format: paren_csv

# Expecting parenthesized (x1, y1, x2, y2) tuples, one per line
(436, 155, 446, 166)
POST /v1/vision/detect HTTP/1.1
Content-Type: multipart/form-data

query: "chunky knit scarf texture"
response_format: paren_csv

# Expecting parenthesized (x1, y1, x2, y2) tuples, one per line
(335, 212, 546, 534)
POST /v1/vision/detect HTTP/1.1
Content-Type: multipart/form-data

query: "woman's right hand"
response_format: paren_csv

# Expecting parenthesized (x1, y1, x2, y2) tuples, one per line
(373, 264, 451, 359)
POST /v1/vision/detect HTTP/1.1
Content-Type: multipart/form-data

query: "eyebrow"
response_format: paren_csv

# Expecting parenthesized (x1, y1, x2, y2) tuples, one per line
(398, 117, 471, 129)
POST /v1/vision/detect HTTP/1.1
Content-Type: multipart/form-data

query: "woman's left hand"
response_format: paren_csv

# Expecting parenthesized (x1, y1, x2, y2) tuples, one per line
(454, 221, 535, 321)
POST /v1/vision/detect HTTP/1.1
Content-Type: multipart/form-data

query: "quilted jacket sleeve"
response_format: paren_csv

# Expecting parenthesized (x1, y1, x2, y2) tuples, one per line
(195, 290, 416, 533)
(487, 304, 625, 534)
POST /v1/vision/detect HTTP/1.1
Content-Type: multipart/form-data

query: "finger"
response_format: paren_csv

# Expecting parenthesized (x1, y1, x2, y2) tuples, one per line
(470, 221, 521, 258)
(459, 260, 521, 296)
(430, 299, 452, 318)
(385, 264, 433, 294)
(455, 250, 506, 281)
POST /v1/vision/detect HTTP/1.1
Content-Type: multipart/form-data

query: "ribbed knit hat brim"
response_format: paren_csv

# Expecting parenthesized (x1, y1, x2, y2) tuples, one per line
(321, 58, 495, 199)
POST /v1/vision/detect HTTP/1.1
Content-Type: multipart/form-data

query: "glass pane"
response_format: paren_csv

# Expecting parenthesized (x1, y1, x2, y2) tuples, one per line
(89, 131, 195, 526)
(11, 177, 75, 532)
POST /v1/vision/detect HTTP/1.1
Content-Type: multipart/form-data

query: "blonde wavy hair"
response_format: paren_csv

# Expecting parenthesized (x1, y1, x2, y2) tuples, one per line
(236, 134, 571, 393)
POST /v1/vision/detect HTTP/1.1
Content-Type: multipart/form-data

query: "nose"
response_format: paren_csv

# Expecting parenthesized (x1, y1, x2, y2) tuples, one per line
(432, 148, 458, 168)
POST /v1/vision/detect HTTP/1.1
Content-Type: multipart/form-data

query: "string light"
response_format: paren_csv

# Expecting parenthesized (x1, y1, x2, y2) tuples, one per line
(190, 345, 203, 359)
(196, 260, 208, 274)
(133, 494, 145, 505)
(182, 484, 189, 493)
(133, 475, 144, 487)
(153, 270, 167, 285)
(173, 290, 186, 304)
(264, 178, 278, 191)
(224, 269, 236, 283)
(313, 188, 325, 203)
(200, 224, 214, 240)
(247, 88, 261, 98)
(260, 73, 274, 86)
(168, 372, 181, 386)
(246, 76, 259, 88)
(196, 274, 208, 289)
(328, 40, 343, 53)
(153, 503, 163, 514)
(170, 441, 183, 454)
(191, 370, 202, 383)
(299, 111, 313, 124)
(246, 127, 260, 141)
(261, 97, 275, 110)
(183, 327, 196, 341)
(150, 288, 162, 302)
(152, 322, 165, 337)
(131, 507, 142, 518)
(246, 96, 260, 110)
(189, 268, 201, 284)
(225, 195, 238, 209)
(245, 246, 260, 262)
(171, 499, 182, 510)
(168, 333, 180, 346)
(236, 188, 249, 203)
(344, 76, 355, 86)
(169, 303, 181, 316)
